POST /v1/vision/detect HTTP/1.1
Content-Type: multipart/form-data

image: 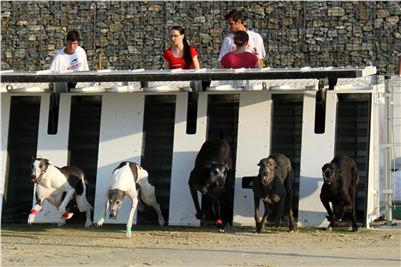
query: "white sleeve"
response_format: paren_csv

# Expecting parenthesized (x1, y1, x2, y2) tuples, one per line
(78, 47, 89, 71)
(49, 54, 59, 72)
(254, 33, 266, 59)
(218, 36, 232, 62)
(81, 50, 89, 71)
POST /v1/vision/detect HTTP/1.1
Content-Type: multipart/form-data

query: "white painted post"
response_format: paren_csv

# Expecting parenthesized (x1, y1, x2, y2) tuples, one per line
(0, 94, 11, 223)
(298, 91, 337, 227)
(233, 91, 272, 226)
(366, 85, 385, 226)
(94, 93, 145, 224)
(168, 93, 208, 226)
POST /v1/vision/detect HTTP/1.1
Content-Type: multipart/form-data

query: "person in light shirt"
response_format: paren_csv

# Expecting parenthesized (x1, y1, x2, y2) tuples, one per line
(50, 30, 89, 73)
(220, 31, 261, 69)
(48, 30, 89, 133)
(218, 9, 266, 68)
(49, 30, 89, 90)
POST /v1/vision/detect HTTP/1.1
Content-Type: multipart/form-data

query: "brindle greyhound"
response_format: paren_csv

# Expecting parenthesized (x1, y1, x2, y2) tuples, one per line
(188, 139, 232, 232)
(252, 153, 297, 233)
(321, 155, 360, 232)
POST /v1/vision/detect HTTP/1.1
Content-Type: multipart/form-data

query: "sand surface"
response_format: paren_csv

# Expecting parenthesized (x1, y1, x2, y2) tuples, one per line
(1, 223, 400, 267)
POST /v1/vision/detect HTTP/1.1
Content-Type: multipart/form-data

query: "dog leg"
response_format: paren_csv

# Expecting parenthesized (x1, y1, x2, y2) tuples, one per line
(139, 182, 165, 226)
(260, 201, 269, 231)
(58, 189, 75, 219)
(96, 192, 109, 227)
(320, 191, 335, 228)
(274, 197, 285, 227)
(28, 203, 43, 225)
(288, 208, 297, 232)
(349, 187, 358, 232)
(254, 195, 262, 233)
(58, 218, 66, 227)
(137, 190, 145, 212)
(28, 189, 44, 225)
(126, 195, 139, 239)
(211, 195, 224, 232)
(189, 185, 203, 220)
(76, 194, 93, 227)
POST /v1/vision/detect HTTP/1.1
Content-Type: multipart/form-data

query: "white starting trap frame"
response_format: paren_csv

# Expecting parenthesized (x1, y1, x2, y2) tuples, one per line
(0, 67, 384, 228)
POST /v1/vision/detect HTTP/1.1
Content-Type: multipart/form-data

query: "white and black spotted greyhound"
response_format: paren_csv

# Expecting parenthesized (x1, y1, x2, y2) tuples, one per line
(28, 157, 93, 227)
(96, 161, 165, 238)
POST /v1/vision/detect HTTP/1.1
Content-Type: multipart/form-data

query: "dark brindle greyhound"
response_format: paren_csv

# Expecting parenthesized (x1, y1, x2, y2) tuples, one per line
(188, 139, 232, 232)
(320, 155, 360, 232)
(252, 153, 297, 233)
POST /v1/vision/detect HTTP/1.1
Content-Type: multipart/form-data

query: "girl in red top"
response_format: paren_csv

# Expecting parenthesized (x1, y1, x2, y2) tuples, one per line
(163, 26, 200, 70)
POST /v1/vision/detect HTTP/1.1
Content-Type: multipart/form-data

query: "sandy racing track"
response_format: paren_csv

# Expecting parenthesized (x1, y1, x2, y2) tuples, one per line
(1, 223, 400, 267)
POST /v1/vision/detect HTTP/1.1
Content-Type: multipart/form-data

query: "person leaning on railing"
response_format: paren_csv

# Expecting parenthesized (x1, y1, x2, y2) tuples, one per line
(218, 9, 266, 68)
(219, 31, 262, 69)
(49, 30, 89, 90)
(162, 25, 200, 70)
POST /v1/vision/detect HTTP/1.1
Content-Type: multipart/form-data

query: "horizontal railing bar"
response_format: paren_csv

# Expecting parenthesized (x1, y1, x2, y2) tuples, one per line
(0, 68, 371, 83)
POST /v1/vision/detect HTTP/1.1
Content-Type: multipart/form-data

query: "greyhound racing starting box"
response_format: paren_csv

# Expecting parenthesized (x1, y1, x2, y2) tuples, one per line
(1, 67, 386, 228)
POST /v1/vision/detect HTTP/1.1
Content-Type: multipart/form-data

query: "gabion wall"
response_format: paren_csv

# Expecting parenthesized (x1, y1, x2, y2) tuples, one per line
(1, 1, 401, 74)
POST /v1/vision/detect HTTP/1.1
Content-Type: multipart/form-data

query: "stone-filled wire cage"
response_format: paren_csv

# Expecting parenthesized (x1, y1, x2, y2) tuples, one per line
(1, 1, 401, 73)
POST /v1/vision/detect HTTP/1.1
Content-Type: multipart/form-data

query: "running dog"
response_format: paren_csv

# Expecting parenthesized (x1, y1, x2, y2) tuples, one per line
(320, 155, 360, 232)
(28, 157, 93, 227)
(252, 153, 297, 233)
(188, 139, 232, 231)
(96, 161, 165, 238)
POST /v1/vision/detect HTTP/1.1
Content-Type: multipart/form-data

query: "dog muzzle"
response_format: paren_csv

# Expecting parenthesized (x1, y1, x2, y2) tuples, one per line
(109, 209, 119, 219)
(31, 174, 42, 184)
(323, 174, 336, 185)
(261, 174, 273, 185)
(109, 212, 117, 219)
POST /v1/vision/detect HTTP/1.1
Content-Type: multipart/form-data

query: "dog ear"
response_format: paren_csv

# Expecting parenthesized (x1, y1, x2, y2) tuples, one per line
(224, 163, 230, 171)
(270, 158, 277, 167)
(257, 159, 264, 166)
(322, 163, 330, 171)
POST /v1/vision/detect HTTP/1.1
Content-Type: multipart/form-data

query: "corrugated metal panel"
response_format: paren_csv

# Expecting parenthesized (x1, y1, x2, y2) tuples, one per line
(67, 96, 102, 223)
(336, 93, 371, 223)
(139, 95, 175, 224)
(271, 94, 304, 219)
(2, 96, 40, 223)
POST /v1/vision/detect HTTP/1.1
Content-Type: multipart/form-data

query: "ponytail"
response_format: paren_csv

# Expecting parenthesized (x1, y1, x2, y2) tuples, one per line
(182, 36, 192, 68)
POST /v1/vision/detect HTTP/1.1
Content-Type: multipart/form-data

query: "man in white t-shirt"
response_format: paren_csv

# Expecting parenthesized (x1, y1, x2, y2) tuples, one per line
(48, 31, 89, 133)
(50, 30, 89, 72)
(218, 9, 266, 68)
(50, 30, 89, 90)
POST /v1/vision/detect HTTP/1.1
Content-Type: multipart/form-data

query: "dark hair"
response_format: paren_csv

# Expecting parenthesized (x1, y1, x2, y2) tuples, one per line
(225, 9, 244, 23)
(233, 31, 249, 46)
(66, 30, 80, 42)
(170, 25, 192, 68)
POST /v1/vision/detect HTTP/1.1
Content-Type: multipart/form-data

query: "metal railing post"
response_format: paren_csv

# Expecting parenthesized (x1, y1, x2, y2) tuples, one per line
(384, 75, 393, 225)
